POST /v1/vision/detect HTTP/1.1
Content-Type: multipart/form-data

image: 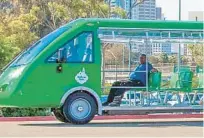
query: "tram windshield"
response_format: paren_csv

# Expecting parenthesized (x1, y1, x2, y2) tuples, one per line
(6, 26, 70, 68)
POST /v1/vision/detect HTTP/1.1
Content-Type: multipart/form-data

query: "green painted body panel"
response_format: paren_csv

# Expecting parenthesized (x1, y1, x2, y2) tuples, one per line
(0, 18, 203, 108)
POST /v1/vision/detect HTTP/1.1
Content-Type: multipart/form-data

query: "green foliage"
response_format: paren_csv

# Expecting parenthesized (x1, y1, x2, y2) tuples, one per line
(188, 44, 203, 66)
(159, 53, 169, 63)
(148, 56, 159, 64)
(103, 83, 112, 95)
(1, 108, 51, 117)
(0, 13, 38, 69)
(169, 55, 177, 64)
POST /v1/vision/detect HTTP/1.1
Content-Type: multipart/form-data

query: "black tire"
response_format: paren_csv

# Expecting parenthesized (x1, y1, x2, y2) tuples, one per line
(53, 108, 70, 123)
(63, 92, 97, 124)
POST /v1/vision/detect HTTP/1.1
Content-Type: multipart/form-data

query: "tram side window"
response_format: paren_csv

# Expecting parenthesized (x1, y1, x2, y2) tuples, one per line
(48, 32, 93, 63)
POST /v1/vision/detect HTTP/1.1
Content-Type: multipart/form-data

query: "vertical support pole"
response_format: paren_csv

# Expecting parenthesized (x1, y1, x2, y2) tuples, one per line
(140, 92, 144, 106)
(178, 0, 181, 73)
(134, 92, 136, 106)
(158, 91, 163, 104)
(102, 45, 105, 93)
(178, 43, 181, 73)
(123, 45, 125, 69)
(164, 91, 169, 104)
(145, 32, 150, 106)
(192, 92, 197, 104)
(129, 42, 131, 72)
(176, 93, 181, 104)
(129, 91, 131, 106)
(128, 42, 131, 106)
(116, 64, 118, 81)
(186, 93, 192, 104)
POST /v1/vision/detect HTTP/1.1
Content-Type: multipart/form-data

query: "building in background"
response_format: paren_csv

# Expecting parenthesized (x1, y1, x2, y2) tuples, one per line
(156, 7, 162, 20)
(183, 11, 203, 57)
(184, 45, 192, 56)
(152, 43, 172, 55)
(188, 11, 204, 21)
(125, 0, 156, 20)
(106, 0, 126, 9)
(126, 0, 156, 55)
(125, 0, 172, 55)
(105, 0, 172, 55)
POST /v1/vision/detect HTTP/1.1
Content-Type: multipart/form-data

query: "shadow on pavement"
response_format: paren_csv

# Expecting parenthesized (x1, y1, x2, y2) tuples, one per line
(19, 121, 203, 128)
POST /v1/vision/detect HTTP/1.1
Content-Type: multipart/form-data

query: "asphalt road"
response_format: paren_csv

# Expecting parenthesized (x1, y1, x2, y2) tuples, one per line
(0, 118, 203, 137)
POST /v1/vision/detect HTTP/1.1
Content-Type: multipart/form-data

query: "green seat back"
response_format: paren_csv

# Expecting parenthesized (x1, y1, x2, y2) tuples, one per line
(196, 66, 203, 73)
(179, 71, 193, 89)
(149, 72, 161, 90)
(174, 65, 191, 73)
(197, 73, 204, 88)
(170, 73, 179, 88)
(170, 71, 193, 92)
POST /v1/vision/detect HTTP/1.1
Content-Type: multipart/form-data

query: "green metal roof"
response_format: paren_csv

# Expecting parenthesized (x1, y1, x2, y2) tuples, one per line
(71, 18, 204, 30)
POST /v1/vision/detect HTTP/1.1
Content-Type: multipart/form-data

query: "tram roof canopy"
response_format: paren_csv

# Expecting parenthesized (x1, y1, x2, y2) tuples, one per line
(70, 18, 203, 30)
(70, 18, 204, 44)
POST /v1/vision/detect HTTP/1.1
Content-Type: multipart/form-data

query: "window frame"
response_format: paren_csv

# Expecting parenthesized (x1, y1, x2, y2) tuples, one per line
(46, 31, 95, 64)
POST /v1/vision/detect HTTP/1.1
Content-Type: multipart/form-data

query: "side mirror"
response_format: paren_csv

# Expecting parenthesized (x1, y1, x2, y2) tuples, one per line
(56, 48, 66, 63)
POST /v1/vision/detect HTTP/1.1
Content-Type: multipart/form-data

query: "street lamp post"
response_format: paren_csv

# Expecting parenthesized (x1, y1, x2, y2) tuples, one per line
(179, 0, 181, 20)
(129, 0, 132, 19)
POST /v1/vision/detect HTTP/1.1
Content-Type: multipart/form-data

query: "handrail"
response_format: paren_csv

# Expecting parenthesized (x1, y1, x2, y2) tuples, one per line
(99, 27, 203, 32)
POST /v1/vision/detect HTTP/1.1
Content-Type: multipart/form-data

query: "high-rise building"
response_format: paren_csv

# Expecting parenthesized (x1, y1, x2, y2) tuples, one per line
(124, 0, 156, 55)
(152, 43, 172, 55)
(106, 0, 126, 9)
(105, 0, 172, 55)
(125, 0, 156, 20)
(156, 7, 162, 20)
(184, 45, 192, 56)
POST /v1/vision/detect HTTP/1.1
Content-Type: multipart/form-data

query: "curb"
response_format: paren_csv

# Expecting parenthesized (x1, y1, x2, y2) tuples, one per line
(0, 114, 203, 122)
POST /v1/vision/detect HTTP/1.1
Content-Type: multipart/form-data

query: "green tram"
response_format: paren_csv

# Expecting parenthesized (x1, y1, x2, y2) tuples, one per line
(0, 19, 203, 124)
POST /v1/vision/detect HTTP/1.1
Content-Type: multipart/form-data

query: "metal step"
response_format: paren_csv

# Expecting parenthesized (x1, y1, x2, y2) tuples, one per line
(102, 106, 203, 115)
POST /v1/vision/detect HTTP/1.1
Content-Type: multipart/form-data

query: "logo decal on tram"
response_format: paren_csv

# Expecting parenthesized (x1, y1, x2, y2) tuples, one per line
(75, 68, 88, 84)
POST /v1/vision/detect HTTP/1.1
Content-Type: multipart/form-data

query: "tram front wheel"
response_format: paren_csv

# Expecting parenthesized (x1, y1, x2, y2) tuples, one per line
(63, 92, 97, 124)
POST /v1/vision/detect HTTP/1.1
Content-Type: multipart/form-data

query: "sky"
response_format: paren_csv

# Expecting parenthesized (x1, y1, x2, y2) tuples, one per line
(156, 0, 204, 53)
(156, 0, 204, 21)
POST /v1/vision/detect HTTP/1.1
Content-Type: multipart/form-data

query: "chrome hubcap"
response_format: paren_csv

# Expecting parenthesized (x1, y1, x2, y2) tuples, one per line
(70, 98, 91, 120)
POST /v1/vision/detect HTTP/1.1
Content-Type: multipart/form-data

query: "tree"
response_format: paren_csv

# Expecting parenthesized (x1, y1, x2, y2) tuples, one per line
(148, 56, 159, 64)
(181, 56, 189, 65)
(0, 12, 38, 69)
(1, 0, 126, 37)
(188, 44, 203, 66)
(0, 0, 126, 68)
(104, 44, 129, 65)
(159, 53, 169, 63)
(169, 55, 177, 64)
